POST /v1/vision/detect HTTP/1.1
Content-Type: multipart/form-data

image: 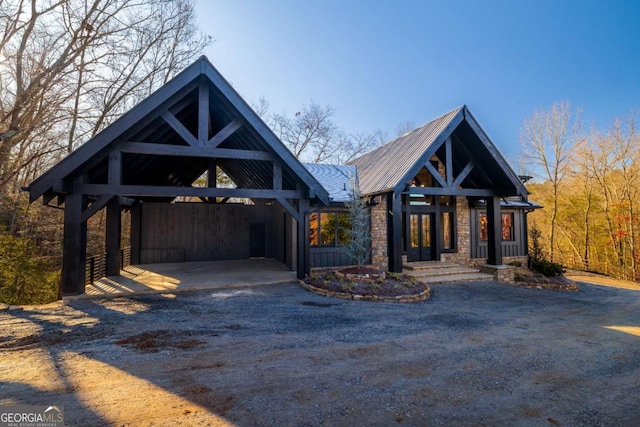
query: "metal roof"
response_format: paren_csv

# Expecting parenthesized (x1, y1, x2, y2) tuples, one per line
(349, 107, 463, 195)
(472, 198, 542, 209)
(303, 163, 357, 203)
(349, 105, 528, 199)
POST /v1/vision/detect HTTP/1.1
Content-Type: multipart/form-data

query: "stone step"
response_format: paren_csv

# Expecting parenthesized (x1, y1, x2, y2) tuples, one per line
(413, 272, 495, 284)
(402, 261, 459, 271)
(405, 266, 484, 278)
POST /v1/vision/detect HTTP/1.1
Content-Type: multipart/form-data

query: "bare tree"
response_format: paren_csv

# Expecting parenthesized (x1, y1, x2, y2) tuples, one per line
(570, 137, 597, 270)
(254, 98, 385, 164)
(609, 114, 639, 276)
(395, 120, 415, 137)
(0, 0, 210, 192)
(520, 101, 581, 261)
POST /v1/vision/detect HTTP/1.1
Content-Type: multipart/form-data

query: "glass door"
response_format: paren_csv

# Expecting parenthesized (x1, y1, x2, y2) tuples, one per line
(408, 213, 434, 261)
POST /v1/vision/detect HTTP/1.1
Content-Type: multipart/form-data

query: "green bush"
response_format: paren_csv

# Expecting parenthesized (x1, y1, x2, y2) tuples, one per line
(530, 258, 564, 277)
(527, 225, 564, 277)
(0, 233, 60, 305)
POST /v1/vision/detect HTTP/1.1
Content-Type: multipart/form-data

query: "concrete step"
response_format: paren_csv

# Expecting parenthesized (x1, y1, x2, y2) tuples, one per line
(405, 266, 484, 278)
(414, 272, 494, 284)
(402, 261, 459, 271)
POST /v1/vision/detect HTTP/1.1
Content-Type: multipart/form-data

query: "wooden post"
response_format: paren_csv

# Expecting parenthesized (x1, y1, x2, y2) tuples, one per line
(62, 192, 88, 295)
(487, 196, 502, 265)
(198, 79, 209, 147)
(388, 192, 403, 272)
(404, 193, 411, 260)
(296, 198, 310, 279)
(130, 202, 141, 264)
(273, 161, 282, 190)
(208, 159, 216, 203)
(105, 197, 122, 276)
(445, 137, 453, 186)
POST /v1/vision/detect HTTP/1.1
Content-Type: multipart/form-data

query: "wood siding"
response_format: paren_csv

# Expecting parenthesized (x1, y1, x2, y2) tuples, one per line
(137, 202, 285, 264)
(310, 247, 353, 268)
(470, 208, 527, 259)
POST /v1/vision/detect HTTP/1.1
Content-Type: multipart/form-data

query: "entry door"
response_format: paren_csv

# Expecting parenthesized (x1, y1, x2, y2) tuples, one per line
(408, 213, 434, 261)
(249, 223, 266, 258)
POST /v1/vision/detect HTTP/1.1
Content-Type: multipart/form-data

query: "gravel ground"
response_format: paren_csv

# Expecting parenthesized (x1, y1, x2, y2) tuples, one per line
(1, 278, 640, 426)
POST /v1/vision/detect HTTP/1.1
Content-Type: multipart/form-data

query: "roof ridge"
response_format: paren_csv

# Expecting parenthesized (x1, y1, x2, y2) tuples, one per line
(348, 105, 465, 165)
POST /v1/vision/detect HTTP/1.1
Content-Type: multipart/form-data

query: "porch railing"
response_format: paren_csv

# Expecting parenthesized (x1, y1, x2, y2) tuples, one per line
(85, 246, 131, 285)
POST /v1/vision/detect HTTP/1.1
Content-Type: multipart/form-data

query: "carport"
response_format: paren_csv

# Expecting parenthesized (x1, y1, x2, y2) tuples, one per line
(27, 56, 329, 296)
(76, 259, 297, 298)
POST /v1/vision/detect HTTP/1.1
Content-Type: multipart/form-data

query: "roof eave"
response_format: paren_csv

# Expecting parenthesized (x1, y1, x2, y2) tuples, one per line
(29, 56, 330, 207)
(29, 58, 207, 203)
(201, 60, 329, 206)
(462, 106, 528, 198)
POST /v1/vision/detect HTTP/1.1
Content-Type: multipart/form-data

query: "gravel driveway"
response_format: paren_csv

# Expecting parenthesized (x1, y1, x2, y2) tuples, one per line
(1, 277, 640, 426)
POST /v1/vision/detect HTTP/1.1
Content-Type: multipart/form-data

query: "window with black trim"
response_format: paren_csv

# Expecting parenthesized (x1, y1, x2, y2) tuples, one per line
(501, 213, 514, 241)
(479, 213, 515, 241)
(309, 211, 351, 247)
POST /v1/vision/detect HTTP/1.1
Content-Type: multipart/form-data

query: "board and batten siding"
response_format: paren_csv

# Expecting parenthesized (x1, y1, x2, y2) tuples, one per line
(470, 208, 527, 259)
(134, 202, 284, 264)
(310, 247, 354, 268)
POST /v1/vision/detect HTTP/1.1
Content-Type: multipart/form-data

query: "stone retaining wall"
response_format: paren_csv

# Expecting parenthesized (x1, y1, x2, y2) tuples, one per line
(299, 280, 430, 303)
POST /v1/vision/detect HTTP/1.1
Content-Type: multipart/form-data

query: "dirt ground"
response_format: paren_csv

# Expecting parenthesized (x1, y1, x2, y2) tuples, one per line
(1, 273, 640, 426)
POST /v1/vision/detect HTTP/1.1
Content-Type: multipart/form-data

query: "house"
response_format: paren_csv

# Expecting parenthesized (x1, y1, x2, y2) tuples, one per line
(27, 56, 538, 296)
(310, 107, 540, 272)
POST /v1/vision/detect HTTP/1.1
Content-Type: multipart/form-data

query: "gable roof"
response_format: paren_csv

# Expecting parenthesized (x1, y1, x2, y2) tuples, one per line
(349, 107, 462, 195)
(303, 163, 357, 203)
(349, 105, 528, 198)
(28, 56, 329, 205)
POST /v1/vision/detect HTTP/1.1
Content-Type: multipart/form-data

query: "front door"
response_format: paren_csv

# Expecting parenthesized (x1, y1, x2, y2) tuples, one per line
(408, 213, 434, 261)
(249, 223, 266, 258)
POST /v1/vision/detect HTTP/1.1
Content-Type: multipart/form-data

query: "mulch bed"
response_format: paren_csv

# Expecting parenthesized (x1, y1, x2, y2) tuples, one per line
(302, 267, 429, 299)
(513, 267, 579, 291)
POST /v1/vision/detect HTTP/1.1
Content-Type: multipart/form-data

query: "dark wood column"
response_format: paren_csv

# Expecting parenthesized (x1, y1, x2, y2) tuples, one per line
(105, 197, 122, 276)
(486, 196, 502, 265)
(62, 192, 88, 295)
(434, 198, 442, 261)
(130, 202, 141, 264)
(296, 198, 310, 279)
(388, 192, 403, 272)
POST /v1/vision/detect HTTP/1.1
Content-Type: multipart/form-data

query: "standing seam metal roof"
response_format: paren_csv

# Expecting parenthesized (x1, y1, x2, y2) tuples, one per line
(348, 107, 463, 195)
(303, 163, 357, 203)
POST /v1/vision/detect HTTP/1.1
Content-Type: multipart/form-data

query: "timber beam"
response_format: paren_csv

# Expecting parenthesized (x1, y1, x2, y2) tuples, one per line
(121, 142, 274, 161)
(75, 183, 302, 200)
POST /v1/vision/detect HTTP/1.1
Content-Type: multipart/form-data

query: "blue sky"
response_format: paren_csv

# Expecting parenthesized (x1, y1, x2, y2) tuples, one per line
(195, 0, 640, 164)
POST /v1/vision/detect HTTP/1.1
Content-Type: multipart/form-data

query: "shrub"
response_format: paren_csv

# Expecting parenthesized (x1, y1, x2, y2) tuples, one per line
(0, 232, 60, 305)
(527, 225, 563, 277)
(530, 258, 564, 277)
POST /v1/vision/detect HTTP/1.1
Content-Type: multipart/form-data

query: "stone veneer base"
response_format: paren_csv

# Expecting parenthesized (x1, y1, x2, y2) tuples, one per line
(298, 280, 431, 303)
(478, 264, 515, 283)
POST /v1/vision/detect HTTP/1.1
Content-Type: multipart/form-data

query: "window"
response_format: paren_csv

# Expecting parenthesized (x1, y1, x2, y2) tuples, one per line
(441, 212, 454, 249)
(320, 213, 335, 245)
(501, 213, 514, 241)
(310, 211, 352, 246)
(309, 213, 319, 245)
(479, 213, 515, 241)
(479, 214, 488, 241)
